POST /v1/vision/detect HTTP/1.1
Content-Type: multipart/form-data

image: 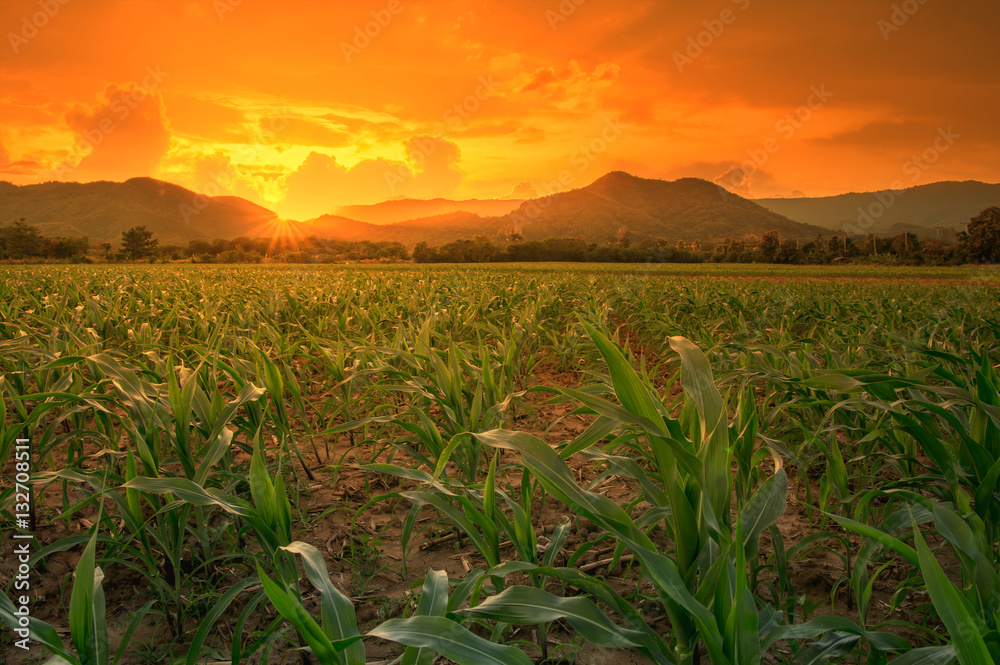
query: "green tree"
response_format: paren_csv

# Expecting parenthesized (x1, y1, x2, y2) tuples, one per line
(5, 220, 43, 259)
(891, 231, 920, 259)
(960, 206, 1000, 263)
(121, 226, 158, 260)
(757, 231, 780, 263)
(412, 241, 438, 263)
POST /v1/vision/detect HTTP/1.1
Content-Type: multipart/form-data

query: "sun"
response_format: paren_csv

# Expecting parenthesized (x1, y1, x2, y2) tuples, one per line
(260, 216, 311, 255)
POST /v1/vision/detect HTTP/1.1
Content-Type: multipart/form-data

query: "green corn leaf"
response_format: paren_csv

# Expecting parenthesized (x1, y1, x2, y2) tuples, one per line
(827, 513, 919, 567)
(68, 531, 108, 665)
(256, 564, 343, 665)
(369, 616, 533, 665)
(458, 585, 651, 650)
(740, 469, 787, 553)
(762, 615, 907, 652)
(401, 491, 498, 568)
(911, 513, 993, 665)
(580, 320, 665, 430)
(186, 579, 259, 665)
(122, 477, 251, 517)
(475, 428, 729, 665)
(402, 570, 450, 665)
(0, 593, 79, 664)
(281, 542, 364, 665)
(791, 631, 860, 665)
(890, 645, 958, 665)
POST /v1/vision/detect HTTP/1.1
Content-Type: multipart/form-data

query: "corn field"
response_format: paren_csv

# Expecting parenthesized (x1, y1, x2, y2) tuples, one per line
(1, 263, 999, 665)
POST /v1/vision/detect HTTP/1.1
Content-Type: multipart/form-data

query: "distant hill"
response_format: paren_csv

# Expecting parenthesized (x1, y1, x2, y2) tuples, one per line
(756, 181, 1000, 234)
(334, 198, 524, 225)
(0, 178, 279, 246)
(495, 172, 826, 243)
(14, 172, 975, 251)
(304, 211, 504, 246)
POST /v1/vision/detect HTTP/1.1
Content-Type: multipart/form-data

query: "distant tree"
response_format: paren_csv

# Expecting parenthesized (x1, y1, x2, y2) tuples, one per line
(44, 236, 89, 259)
(609, 225, 631, 248)
(100, 242, 112, 259)
(121, 225, 158, 260)
(891, 232, 920, 259)
(960, 206, 1000, 263)
(775, 239, 802, 264)
(187, 239, 213, 257)
(757, 231, 780, 263)
(5, 220, 43, 258)
(412, 241, 438, 263)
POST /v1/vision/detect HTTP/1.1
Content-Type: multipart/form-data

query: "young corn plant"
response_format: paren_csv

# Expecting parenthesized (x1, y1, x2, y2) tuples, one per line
(381, 335, 519, 485)
(256, 543, 533, 665)
(466, 325, 909, 665)
(0, 529, 155, 665)
(834, 500, 1000, 665)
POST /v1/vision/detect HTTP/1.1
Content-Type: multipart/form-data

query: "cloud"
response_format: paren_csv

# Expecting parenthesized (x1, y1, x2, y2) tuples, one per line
(59, 80, 171, 182)
(713, 165, 789, 198)
(811, 120, 938, 148)
(277, 152, 404, 220)
(714, 166, 751, 197)
(0, 136, 9, 166)
(276, 135, 466, 219)
(515, 61, 621, 111)
(266, 117, 351, 148)
(403, 135, 464, 196)
(506, 181, 537, 199)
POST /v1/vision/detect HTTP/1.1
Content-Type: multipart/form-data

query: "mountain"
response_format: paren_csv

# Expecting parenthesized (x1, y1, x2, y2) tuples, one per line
(333, 198, 524, 225)
(304, 211, 504, 246)
(496, 172, 826, 243)
(6, 172, 933, 251)
(756, 181, 1000, 235)
(300, 173, 823, 247)
(0, 177, 279, 246)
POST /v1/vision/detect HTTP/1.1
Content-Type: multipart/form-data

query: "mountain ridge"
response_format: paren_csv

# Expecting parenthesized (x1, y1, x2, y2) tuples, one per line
(756, 180, 1000, 234)
(2, 173, 994, 249)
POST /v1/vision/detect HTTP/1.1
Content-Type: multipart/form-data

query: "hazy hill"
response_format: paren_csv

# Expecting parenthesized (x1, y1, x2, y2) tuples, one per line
(333, 198, 524, 225)
(757, 181, 1000, 234)
(10, 172, 972, 251)
(304, 211, 504, 246)
(497, 172, 826, 243)
(0, 177, 280, 246)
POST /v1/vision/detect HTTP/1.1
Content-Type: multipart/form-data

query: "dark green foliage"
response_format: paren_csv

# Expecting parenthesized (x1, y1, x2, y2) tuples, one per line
(960, 206, 1000, 263)
(120, 225, 158, 260)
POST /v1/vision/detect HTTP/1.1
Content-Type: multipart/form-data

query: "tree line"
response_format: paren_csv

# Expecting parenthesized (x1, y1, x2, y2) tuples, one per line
(2, 207, 997, 265)
(413, 207, 999, 266)
(0, 222, 411, 264)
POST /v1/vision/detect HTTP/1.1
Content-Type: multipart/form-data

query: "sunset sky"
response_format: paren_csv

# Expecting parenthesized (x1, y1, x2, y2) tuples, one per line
(1, 0, 997, 220)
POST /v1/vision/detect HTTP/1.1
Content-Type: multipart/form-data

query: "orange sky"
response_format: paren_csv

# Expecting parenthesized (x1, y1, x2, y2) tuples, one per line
(1, 0, 997, 220)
